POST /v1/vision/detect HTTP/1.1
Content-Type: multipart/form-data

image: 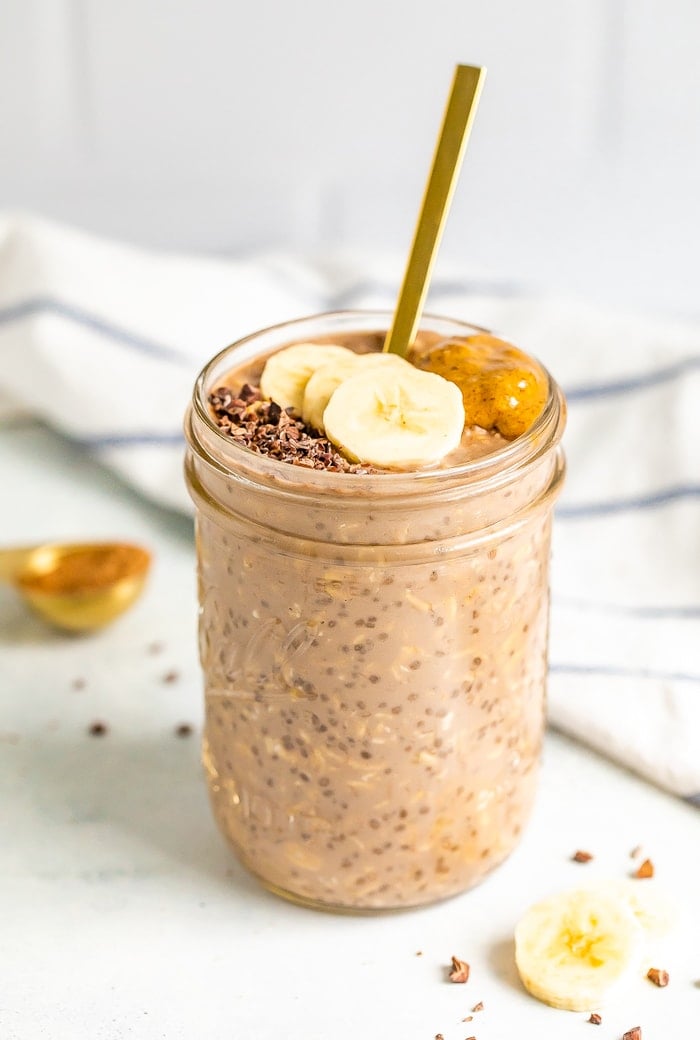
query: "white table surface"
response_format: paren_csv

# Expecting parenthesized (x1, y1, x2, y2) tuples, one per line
(1, 420, 698, 1040)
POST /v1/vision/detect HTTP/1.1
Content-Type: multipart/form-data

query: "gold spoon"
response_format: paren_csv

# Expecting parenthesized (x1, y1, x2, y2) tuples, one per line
(0, 542, 151, 632)
(383, 63, 486, 358)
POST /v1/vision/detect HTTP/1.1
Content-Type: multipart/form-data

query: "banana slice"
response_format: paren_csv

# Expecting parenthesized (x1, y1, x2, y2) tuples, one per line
(514, 887, 643, 1011)
(322, 363, 465, 469)
(586, 879, 676, 940)
(260, 343, 356, 414)
(301, 355, 362, 432)
(302, 353, 409, 433)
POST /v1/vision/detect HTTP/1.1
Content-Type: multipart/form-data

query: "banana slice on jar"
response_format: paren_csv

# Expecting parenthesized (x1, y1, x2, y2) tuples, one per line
(514, 887, 644, 1011)
(323, 363, 465, 469)
(260, 343, 357, 414)
(302, 352, 409, 434)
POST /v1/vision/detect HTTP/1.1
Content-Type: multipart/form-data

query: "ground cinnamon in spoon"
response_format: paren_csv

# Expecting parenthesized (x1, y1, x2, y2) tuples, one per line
(19, 546, 149, 595)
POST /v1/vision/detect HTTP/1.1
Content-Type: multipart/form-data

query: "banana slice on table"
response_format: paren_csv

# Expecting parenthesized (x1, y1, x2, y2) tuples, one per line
(323, 362, 465, 469)
(585, 879, 676, 940)
(302, 352, 409, 433)
(514, 887, 643, 1012)
(260, 343, 356, 414)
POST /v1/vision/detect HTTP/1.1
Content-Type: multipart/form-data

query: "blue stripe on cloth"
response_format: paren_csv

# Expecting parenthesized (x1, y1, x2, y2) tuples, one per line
(550, 663, 700, 684)
(566, 354, 700, 402)
(327, 278, 525, 309)
(554, 597, 700, 619)
(557, 485, 700, 519)
(2, 293, 700, 402)
(79, 438, 700, 524)
(0, 296, 186, 362)
(686, 792, 700, 806)
(76, 432, 185, 448)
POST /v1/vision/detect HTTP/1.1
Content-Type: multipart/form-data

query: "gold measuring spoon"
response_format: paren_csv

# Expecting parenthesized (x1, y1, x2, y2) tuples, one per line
(0, 542, 151, 632)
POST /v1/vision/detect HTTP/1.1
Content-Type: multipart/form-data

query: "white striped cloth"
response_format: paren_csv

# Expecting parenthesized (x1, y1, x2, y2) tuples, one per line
(1, 213, 698, 802)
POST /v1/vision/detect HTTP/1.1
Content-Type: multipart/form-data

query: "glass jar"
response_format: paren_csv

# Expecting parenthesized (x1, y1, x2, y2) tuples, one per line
(184, 311, 566, 911)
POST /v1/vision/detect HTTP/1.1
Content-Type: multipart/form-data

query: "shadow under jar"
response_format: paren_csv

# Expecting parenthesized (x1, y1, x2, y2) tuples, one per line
(184, 310, 566, 912)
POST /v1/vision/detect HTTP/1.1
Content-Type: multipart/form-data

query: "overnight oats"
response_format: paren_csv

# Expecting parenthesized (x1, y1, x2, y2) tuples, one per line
(184, 310, 566, 911)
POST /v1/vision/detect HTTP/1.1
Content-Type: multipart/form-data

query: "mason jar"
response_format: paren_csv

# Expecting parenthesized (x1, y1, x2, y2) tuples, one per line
(184, 310, 566, 911)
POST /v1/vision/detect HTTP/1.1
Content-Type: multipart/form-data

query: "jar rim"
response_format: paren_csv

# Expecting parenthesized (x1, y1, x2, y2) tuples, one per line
(189, 309, 566, 499)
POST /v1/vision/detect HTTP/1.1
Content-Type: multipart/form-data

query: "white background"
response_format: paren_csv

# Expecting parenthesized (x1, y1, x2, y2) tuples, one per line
(1, 0, 699, 314)
(2, 7, 700, 1036)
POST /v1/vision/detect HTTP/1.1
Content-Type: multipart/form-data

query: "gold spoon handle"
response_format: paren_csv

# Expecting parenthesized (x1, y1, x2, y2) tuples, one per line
(0, 546, 37, 583)
(383, 64, 486, 358)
